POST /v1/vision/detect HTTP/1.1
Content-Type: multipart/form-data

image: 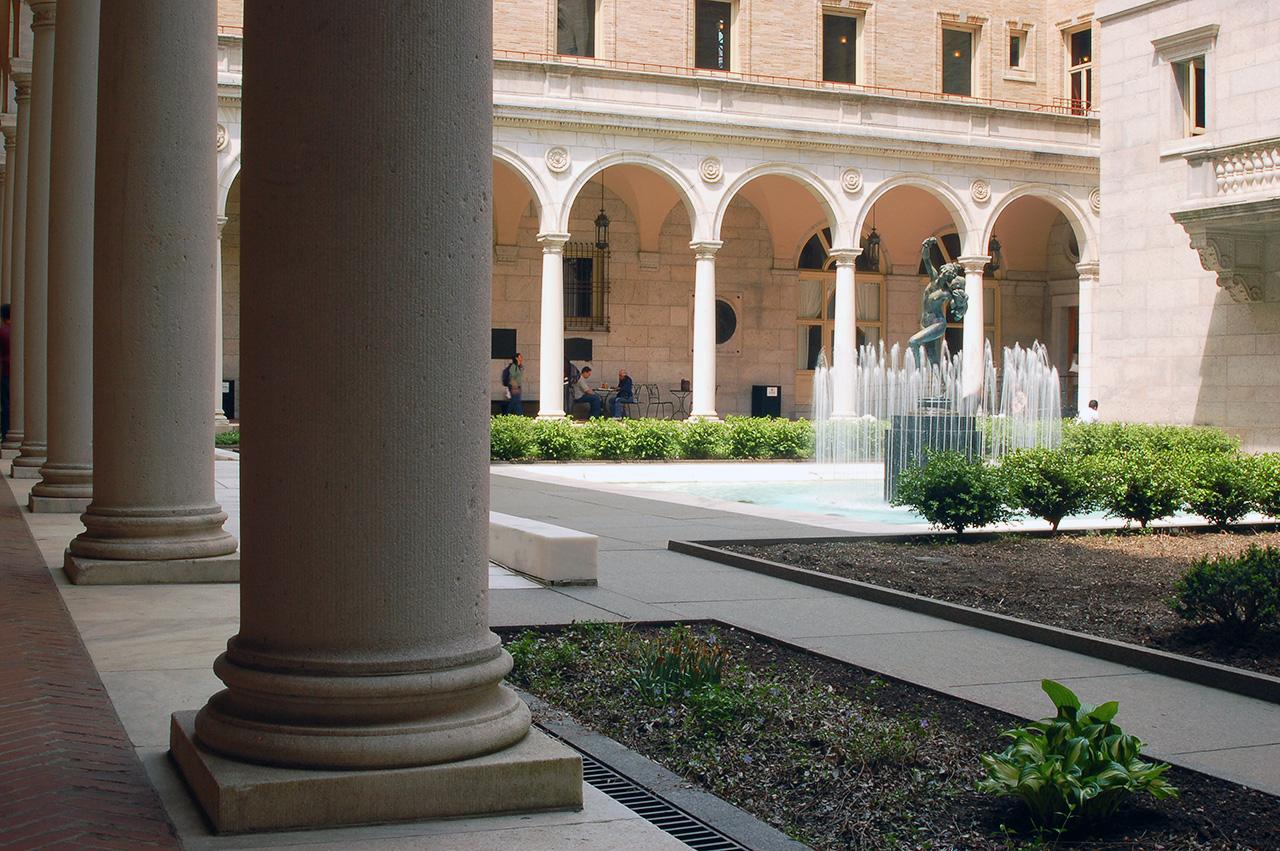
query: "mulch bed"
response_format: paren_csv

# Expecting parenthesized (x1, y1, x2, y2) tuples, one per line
(728, 530, 1280, 677)
(504, 623, 1280, 850)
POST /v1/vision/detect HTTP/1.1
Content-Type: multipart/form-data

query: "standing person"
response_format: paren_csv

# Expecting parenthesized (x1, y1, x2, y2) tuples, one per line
(610, 368, 634, 418)
(572, 365, 602, 418)
(1078, 399, 1100, 424)
(501, 352, 524, 415)
(0, 304, 10, 441)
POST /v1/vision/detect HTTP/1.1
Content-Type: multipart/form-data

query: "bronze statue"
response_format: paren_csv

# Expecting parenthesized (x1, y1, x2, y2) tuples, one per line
(908, 236, 968, 365)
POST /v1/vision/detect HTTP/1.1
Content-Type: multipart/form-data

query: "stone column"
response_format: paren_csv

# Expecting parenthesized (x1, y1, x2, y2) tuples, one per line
(170, 0, 580, 834)
(536, 232, 569, 419)
(0, 163, 6, 304)
(1076, 262, 1099, 411)
(3, 66, 30, 453)
(689, 240, 722, 420)
(829, 248, 860, 419)
(31, 0, 96, 513)
(64, 0, 236, 583)
(958, 256, 989, 407)
(1, 116, 15, 310)
(12, 0, 55, 479)
(213, 215, 229, 430)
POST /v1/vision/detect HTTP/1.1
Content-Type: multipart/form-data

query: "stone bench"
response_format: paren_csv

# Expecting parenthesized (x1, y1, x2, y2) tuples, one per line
(489, 511, 597, 586)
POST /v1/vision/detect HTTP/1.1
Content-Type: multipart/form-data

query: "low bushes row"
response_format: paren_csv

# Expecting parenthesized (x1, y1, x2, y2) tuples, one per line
(490, 415, 814, 462)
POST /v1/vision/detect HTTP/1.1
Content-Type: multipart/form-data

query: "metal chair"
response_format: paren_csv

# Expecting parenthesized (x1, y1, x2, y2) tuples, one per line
(643, 384, 674, 419)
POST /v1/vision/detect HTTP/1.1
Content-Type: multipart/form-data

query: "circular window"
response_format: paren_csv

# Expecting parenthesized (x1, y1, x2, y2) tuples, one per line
(715, 299, 737, 345)
(1066, 232, 1081, 264)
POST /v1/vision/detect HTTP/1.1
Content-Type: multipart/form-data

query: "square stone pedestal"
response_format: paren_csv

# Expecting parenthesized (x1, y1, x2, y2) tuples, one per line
(10, 463, 43, 479)
(64, 552, 240, 584)
(170, 712, 584, 834)
(29, 494, 92, 514)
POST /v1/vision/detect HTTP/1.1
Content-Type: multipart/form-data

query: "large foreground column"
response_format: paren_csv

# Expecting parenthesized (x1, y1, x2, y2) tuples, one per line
(12, 0, 55, 479)
(31, 0, 96, 512)
(3, 66, 30, 453)
(958, 256, 988, 408)
(1076, 262, 1099, 411)
(829, 248, 860, 419)
(689, 240, 722, 420)
(64, 0, 236, 583)
(536, 232, 569, 419)
(170, 1, 580, 834)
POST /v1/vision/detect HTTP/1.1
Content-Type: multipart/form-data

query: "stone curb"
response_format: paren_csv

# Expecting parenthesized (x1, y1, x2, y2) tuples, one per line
(668, 538, 1280, 706)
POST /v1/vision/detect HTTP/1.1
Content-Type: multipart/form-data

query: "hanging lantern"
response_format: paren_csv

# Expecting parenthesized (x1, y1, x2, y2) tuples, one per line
(986, 235, 1003, 276)
(864, 226, 881, 272)
(595, 172, 610, 250)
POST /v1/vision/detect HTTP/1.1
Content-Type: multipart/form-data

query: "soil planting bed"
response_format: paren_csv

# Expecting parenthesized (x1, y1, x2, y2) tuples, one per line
(502, 622, 1280, 850)
(728, 530, 1280, 677)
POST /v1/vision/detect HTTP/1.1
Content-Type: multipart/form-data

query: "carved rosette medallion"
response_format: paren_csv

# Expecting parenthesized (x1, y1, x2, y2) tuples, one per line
(216, 124, 229, 152)
(544, 146, 570, 174)
(1089, 187, 1101, 214)
(699, 157, 723, 184)
(970, 179, 991, 204)
(840, 168, 863, 195)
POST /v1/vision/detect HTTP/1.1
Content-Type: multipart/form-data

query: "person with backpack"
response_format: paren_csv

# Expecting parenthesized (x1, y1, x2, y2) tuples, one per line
(501, 352, 524, 414)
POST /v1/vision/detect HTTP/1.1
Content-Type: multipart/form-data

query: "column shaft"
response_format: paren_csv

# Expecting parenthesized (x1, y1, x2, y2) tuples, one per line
(3, 68, 30, 451)
(829, 249, 859, 418)
(214, 216, 229, 429)
(958, 256, 988, 406)
(32, 0, 96, 511)
(65, 0, 235, 578)
(689, 240, 721, 420)
(2, 120, 14, 308)
(0, 165, 7, 305)
(1076, 262, 1099, 411)
(536, 232, 569, 419)
(13, 0, 55, 477)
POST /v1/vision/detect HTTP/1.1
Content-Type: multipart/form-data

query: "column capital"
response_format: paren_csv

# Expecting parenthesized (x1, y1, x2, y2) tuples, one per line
(956, 255, 989, 274)
(690, 239, 723, 259)
(11, 62, 33, 102)
(0, 112, 16, 141)
(536, 231, 570, 251)
(26, 0, 56, 29)
(827, 247, 862, 267)
(1075, 261, 1100, 283)
(216, 215, 229, 234)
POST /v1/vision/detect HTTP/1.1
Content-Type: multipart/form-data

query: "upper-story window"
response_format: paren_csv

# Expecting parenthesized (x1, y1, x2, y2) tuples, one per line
(1066, 26, 1092, 113)
(695, 0, 733, 71)
(942, 29, 974, 96)
(1009, 30, 1026, 69)
(557, 0, 595, 57)
(822, 13, 857, 84)
(1174, 56, 1207, 135)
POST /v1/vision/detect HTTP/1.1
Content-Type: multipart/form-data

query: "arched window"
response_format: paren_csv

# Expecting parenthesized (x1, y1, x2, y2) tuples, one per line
(794, 227, 886, 371)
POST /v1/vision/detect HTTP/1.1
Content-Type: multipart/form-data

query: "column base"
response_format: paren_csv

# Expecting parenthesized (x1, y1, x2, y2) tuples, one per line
(29, 494, 92, 514)
(64, 551, 240, 585)
(686, 414, 720, 422)
(0, 448, 17, 460)
(535, 412, 568, 421)
(1, 434, 23, 451)
(170, 711, 583, 834)
(11, 461, 44, 479)
(214, 414, 234, 434)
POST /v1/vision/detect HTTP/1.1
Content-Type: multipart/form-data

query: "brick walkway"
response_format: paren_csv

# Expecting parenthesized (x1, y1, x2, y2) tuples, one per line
(0, 482, 178, 848)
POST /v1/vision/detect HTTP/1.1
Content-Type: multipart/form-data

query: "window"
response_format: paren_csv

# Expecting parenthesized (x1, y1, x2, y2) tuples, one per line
(942, 29, 973, 96)
(794, 228, 885, 371)
(822, 14, 857, 83)
(695, 0, 733, 71)
(557, 0, 595, 57)
(563, 242, 609, 331)
(1174, 56, 1207, 135)
(1009, 30, 1025, 69)
(1067, 26, 1092, 114)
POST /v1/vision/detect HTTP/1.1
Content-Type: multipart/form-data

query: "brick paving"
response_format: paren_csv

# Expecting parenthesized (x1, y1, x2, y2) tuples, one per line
(0, 482, 178, 848)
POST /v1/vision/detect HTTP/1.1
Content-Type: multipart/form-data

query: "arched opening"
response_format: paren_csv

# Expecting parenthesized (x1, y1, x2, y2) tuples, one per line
(793, 226, 889, 373)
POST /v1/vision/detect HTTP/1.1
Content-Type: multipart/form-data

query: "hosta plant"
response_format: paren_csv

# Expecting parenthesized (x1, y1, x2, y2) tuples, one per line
(978, 679, 1178, 830)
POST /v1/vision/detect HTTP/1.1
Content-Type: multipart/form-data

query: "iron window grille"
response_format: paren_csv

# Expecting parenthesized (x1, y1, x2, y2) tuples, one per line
(564, 241, 610, 331)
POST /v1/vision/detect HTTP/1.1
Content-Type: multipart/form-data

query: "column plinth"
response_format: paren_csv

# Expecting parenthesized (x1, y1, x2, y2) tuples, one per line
(13, 0, 57, 478)
(536, 232, 569, 420)
(3, 67, 31, 453)
(65, 0, 235, 582)
(689, 240, 722, 420)
(829, 247, 861, 420)
(32, 0, 96, 513)
(958, 255, 989, 408)
(172, 0, 580, 833)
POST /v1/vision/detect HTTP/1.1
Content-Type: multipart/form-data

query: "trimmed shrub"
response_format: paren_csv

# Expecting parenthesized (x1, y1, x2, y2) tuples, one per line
(627, 419, 682, 461)
(1252, 453, 1280, 519)
(1093, 452, 1184, 528)
(1170, 545, 1280, 637)
(979, 679, 1177, 830)
(214, 430, 240, 447)
(679, 419, 729, 460)
(724, 416, 774, 459)
(489, 415, 534, 461)
(891, 450, 1013, 536)
(1061, 422, 1239, 457)
(1000, 448, 1095, 531)
(1185, 452, 1259, 528)
(529, 417, 581, 461)
(580, 418, 632, 460)
(764, 418, 815, 459)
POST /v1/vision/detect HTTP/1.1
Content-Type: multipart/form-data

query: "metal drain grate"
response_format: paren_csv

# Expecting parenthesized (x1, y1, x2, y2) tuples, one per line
(543, 727, 748, 850)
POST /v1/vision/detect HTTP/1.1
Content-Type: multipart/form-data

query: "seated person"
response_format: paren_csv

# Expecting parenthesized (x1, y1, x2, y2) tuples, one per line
(573, 366, 603, 418)
(1077, 398, 1100, 424)
(610, 369, 635, 418)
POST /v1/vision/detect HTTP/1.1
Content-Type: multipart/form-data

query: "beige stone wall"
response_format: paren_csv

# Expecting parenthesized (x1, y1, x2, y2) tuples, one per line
(217, 0, 243, 29)
(1097, 0, 1280, 449)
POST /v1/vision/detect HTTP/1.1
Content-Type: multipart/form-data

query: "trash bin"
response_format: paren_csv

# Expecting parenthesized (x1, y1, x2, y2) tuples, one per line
(751, 384, 781, 417)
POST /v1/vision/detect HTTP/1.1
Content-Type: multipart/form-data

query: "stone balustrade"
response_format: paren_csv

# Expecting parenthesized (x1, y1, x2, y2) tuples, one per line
(1213, 139, 1280, 196)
